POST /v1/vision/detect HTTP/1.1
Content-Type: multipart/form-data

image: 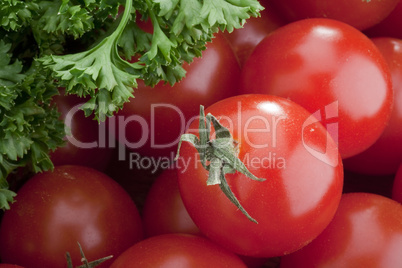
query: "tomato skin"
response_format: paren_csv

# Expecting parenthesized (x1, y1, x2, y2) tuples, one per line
(142, 167, 201, 237)
(240, 18, 393, 159)
(343, 37, 402, 175)
(50, 92, 114, 171)
(0, 165, 144, 268)
(223, 0, 285, 66)
(269, 0, 400, 30)
(115, 32, 240, 159)
(177, 94, 343, 257)
(0, 265, 25, 268)
(110, 233, 247, 268)
(280, 192, 402, 268)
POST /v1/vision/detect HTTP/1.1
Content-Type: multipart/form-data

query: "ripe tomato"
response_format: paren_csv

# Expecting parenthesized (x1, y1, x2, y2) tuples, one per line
(223, 0, 285, 66)
(110, 233, 247, 268)
(240, 18, 393, 159)
(141, 167, 201, 237)
(50, 91, 114, 171)
(176, 94, 343, 257)
(343, 37, 402, 175)
(0, 265, 24, 268)
(280, 192, 402, 268)
(115, 32, 240, 160)
(392, 163, 402, 204)
(269, 0, 400, 30)
(0, 165, 144, 268)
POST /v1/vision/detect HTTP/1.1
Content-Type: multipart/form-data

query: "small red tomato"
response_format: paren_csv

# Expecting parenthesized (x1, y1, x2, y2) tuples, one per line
(177, 94, 343, 257)
(0, 165, 144, 268)
(240, 18, 393, 159)
(343, 37, 402, 175)
(280, 192, 402, 268)
(110, 233, 248, 268)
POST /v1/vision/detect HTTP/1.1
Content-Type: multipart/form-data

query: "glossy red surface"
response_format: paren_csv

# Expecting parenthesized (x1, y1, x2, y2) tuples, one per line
(110, 234, 247, 268)
(343, 37, 402, 175)
(0, 166, 143, 268)
(177, 94, 343, 257)
(281, 192, 402, 267)
(240, 18, 393, 159)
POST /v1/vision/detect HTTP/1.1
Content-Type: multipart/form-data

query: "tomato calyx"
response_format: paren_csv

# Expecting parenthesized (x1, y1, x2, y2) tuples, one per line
(66, 242, 113, 268)
(175, 105, 266, 224)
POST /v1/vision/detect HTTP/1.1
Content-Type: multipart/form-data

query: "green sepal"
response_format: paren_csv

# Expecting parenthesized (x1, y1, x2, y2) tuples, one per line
(176, 105, 265, 223)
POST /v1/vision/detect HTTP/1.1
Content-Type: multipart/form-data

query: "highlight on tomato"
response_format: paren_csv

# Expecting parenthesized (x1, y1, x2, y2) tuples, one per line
(280, 192, 402, 267)
(110, 233, 248, 268)
(175, 94, 343, 258)
(343, 37, 402, 175)
(240, 18, 393, 159)
(0, 165, 144, 268)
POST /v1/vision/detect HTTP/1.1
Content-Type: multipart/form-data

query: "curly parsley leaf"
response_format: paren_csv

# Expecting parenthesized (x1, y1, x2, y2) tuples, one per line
(40, 0, 263, 120)
(0, 41, 65, 210)
(0, 0, 39, 31)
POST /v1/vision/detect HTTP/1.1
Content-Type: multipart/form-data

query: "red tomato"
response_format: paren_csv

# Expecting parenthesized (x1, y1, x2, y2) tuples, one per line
(0, 265, 25, 268)
(110, 233, 247, 268)
(392, 163, 402, 204)
(365, 0, 402, 40)
(50, 92, 114, 171)
(240, 18, 393, 159)
(115, 32, 240, 160)
(343, 37, 402, 175)
(223, 0, 285, 66)
(280, 192, 402, 268)
(269, 0, 400, 30)
(142, 167, 201, 237)
(176, 94, 343, 257)
(0, 165, 144, 268)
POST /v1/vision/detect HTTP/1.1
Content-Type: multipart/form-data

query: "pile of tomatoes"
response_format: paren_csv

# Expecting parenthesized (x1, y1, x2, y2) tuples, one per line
(2, 0, 402, 267)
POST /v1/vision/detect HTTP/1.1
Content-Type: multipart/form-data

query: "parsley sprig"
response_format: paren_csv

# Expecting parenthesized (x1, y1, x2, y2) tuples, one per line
(0, 0, 263, 209)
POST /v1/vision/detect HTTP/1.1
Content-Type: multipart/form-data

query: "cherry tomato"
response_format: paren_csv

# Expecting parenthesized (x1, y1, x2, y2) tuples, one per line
(50, 92, 114, 171)
(392, 163, 402, 204)
(0, 165, 144, 268)
(343, 37, 402, 175)
(280, 192, 402, 268)
(269, 0, 400, 30)
(110, 233, 247, 268)
(142, 167, 201, 237)
(177, 94, 343, 257)
(223, 0, 285, 66)
(240, 18, 393, 159)
(115, 32, 240, 160)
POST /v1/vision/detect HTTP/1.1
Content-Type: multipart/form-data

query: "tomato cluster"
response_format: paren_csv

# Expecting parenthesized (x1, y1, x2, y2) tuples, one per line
(2, 0, 402, 267)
